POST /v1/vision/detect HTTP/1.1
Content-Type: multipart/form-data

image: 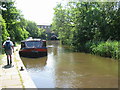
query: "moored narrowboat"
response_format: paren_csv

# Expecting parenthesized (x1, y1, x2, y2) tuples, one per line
(19, 38, 47, 58)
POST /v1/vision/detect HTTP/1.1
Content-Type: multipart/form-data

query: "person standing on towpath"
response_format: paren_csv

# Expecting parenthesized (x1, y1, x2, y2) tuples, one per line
(2, 37, 14, 66)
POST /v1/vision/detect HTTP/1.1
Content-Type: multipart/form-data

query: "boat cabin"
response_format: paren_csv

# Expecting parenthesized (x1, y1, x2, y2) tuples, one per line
(19, 38, 47, 58)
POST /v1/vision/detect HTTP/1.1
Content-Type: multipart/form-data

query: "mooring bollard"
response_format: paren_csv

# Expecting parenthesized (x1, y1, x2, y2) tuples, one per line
(20, 66, 24, 71)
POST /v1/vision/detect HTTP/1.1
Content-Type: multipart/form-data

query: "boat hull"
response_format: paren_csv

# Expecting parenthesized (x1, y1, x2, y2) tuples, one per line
(19, 48, 47, 58)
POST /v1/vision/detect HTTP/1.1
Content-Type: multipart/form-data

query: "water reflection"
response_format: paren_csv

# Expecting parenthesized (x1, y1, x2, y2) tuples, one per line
(21, 57, 47, 71)
(21, 41, 118, 88)
(21, 51, 57, 88)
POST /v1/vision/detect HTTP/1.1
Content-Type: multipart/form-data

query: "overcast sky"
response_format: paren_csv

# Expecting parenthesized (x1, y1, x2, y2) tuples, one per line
(15, 0, 66, 25)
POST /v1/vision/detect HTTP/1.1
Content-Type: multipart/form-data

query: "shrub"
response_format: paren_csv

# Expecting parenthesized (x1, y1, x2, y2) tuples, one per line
(91, 41, 119, 60)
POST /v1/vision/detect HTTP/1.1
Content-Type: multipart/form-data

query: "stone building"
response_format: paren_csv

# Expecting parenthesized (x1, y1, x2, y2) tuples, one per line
(37, 25, 51, 34)
(37, 25, 58, 40)
(37, 25, 57, 40)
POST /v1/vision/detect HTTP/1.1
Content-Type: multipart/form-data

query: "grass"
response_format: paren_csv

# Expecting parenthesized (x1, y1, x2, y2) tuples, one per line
(90, 41, 119, 60)
(0, 54, 5, 65)
(14, 51, 25, 88)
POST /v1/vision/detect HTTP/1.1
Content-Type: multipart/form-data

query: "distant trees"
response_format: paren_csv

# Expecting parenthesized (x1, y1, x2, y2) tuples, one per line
(0, 1, 45, 42)
(25, 20, 46, 39)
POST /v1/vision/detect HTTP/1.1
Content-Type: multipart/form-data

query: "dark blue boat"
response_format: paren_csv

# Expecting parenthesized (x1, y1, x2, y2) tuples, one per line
(19, 38, 47, 58)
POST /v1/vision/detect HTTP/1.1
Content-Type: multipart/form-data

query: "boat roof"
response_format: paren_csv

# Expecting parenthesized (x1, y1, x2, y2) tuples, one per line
(21, 38, 46, 42)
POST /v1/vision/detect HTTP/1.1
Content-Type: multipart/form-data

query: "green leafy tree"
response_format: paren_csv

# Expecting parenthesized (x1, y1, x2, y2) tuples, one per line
(1, 1, 29, 41)
(25, 20, 46, 39)
(51, 1, 120, 51)
(0, 15, 9, 42)
(52, 3, 73, 44)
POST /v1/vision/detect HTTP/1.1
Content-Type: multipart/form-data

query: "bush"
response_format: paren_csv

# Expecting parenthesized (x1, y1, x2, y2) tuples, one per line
(91, 41, 119, 60)
(85, 41, 100, 53)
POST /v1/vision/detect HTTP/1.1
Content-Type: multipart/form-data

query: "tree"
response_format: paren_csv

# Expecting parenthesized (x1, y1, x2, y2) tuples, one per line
(25, 20, 46, 39)
(0, 15, 9, 42)
(1, 1, 29, 41)
(52, 3, 73, 44)
(51, 1, 120, 51)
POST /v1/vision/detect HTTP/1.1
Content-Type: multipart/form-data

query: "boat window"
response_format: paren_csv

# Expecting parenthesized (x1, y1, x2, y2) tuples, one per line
(25, 41, 43, 48)
(42, 41, 46, 47)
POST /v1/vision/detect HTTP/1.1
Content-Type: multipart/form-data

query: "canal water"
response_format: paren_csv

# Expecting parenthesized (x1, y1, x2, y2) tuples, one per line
(20, 41, 118, 88)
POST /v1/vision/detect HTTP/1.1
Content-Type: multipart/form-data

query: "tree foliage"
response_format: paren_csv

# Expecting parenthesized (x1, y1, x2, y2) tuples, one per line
(0, 15, 9, 42)
(1, 1, 45, 42)
(1, 1, 29, 41)
(25, 20, 46, 39)
(51, 2, 120, 51)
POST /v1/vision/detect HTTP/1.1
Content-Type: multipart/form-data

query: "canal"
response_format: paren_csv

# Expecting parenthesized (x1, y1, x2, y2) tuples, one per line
(20, 41, 118, 88)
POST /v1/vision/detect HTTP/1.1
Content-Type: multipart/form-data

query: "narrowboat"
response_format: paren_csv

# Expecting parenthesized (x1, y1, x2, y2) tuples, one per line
(19, 38, 47, 58)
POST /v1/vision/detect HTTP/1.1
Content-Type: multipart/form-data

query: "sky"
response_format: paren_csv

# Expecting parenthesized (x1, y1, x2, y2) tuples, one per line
(14, 0, 116, 25)
(15, 0, 66, 25)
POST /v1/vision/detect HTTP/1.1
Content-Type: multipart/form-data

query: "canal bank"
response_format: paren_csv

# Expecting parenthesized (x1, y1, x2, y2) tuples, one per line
(0, 47, 36, 89)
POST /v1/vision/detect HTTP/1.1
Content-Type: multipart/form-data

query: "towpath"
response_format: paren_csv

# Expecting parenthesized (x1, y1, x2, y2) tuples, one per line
(0, 46, 36, 89)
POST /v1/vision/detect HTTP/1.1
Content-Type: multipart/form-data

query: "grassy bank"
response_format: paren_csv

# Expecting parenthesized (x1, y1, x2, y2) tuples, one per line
(69, 40, 120, 60)
(91, 41, 119, 60)
(0, 54, 5, 65)
(84, 41, 120, 60)
(0, 54, 4, 60)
